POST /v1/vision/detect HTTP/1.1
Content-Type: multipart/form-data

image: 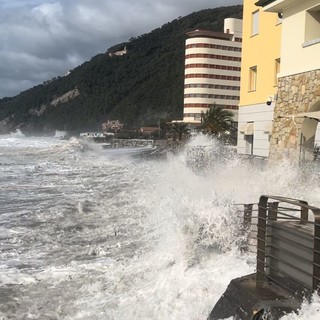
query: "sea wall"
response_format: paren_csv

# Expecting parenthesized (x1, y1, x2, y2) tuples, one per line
(269, 69, 320, 162)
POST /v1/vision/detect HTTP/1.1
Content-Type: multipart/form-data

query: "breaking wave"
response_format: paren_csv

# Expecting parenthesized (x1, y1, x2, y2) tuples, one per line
(0, 134, 319, 319)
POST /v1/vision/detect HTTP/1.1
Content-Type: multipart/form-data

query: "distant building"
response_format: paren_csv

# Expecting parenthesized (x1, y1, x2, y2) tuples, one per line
(183, 18, 243, 127)
(102, 120, 124, 132)
(138, 126, 160, 138)
(109, 46, 128, 57)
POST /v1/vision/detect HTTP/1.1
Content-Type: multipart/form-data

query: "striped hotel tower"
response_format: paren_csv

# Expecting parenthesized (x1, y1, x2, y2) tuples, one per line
(183, 18, 243, 126)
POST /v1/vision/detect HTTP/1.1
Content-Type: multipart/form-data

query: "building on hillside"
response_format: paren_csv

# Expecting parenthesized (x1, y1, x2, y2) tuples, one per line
(138, 126, 160, 137)
(237, 0, 281, 157)
(183, 18, 242, 128)
(102, 120, 124, 132)
(109, 46, 127, 57)
(255, 0, 320, 162)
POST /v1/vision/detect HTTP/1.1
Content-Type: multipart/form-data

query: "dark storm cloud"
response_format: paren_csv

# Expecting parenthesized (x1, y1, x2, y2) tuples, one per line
(0, 0, 242, 98)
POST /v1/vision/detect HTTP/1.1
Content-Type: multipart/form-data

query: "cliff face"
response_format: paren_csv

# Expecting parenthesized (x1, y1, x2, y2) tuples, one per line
(0, 117, 15, 134)
(50, 89, 80, 107)
(0, 5, 243, 135)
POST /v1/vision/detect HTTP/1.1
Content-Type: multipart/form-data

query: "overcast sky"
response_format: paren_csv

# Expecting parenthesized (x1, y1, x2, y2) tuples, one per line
(0, 0, 242, 98)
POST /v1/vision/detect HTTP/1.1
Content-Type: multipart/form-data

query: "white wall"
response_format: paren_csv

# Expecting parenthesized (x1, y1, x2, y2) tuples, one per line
(237, 103, 275, 157)
(277, 0, 320, 77)
(184, 34, 241, 123)
(224, 18, 243, 35)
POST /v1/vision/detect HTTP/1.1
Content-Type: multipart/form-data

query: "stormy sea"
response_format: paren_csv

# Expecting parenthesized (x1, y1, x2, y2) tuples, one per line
(0, 131, 319, 320)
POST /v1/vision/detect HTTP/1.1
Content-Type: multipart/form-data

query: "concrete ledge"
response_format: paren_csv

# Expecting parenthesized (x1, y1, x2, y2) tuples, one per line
(208, 274, 302, 320)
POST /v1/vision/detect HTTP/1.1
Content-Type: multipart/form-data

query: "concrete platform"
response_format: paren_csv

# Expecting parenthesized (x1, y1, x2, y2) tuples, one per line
(208, 273, 303, 320)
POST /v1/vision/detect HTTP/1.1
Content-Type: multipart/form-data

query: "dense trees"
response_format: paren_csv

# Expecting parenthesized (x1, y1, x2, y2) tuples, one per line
(0, 5, 243, 135)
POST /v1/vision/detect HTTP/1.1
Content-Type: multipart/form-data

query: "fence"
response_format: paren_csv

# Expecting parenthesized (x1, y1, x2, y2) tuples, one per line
(237, 196, 320, 297)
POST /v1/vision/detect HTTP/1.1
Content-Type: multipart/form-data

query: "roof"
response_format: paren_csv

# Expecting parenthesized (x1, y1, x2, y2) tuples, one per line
(255, 0, 276, 6)
(239, 123, 254, 135)
(255, 0, 277, 6)
(139, 127, 159, 133)
(186, 29, 233, 41)
(286, 111, 320, 121)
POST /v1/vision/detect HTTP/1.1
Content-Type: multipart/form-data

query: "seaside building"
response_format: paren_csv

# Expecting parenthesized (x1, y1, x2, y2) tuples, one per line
(183, 18, 242, 128)
(102, 120, 123, 132)
(255, 0, 320, 162)
(237, 0, 281, 157)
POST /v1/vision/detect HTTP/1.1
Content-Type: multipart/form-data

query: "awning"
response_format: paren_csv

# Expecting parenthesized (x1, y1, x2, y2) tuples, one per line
(239, 123, 254, 135)
(255, 0, 275, 8)
(263, 122, 273, 134)
(293, 111, 320, 121)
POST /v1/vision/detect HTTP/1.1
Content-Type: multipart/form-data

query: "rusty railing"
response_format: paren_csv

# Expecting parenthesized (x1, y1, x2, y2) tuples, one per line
(237, 196, 320, 296)
(256, 196, 320, 296)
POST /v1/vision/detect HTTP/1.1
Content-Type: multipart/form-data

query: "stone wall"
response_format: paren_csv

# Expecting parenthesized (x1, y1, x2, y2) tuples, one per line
(269, 69, 320, 162)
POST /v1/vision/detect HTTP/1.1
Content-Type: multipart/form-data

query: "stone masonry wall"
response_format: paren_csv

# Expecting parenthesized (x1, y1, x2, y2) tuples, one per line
(269, 69, 320, 163)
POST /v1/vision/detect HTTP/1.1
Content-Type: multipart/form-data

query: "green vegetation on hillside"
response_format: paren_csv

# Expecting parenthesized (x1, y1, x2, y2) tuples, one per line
(0, 5, 243, 135)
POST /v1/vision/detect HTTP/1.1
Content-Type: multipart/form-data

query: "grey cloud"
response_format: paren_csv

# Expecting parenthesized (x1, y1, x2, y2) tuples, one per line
(0, 0, 241, 98)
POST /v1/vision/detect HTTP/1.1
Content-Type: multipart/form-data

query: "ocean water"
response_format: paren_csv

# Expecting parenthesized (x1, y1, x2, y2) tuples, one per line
(0, 132, 319, 320)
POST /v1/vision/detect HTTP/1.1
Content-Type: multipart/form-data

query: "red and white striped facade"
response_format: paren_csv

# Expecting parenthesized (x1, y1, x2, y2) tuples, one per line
(183, 18, 242, 125)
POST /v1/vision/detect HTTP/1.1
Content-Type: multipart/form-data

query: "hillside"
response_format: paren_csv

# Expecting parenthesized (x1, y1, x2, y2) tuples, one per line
(0, 5, 243, 135)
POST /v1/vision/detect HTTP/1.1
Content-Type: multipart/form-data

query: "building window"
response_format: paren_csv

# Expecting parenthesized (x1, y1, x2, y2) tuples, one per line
(274, 58, 280, 86)
(249, 66, 257, 91)
(184, 73, 241, 81)
(185, 43, 242, 52)
(305, 6, 320, 44)
(252, 10, 259, 36)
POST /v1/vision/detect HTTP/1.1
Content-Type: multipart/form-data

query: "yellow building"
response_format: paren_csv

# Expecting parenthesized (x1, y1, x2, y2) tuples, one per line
(237, 0, 281, 156)
(257, 0, 320, 162)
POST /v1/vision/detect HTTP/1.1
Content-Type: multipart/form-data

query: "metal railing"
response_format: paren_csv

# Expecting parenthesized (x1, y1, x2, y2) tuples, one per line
(238, 196, 320, 297)
(236, 203, 259, 253)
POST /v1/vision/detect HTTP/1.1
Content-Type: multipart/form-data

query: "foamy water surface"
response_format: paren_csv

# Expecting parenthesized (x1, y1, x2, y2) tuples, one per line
(0, 132, 319, 319)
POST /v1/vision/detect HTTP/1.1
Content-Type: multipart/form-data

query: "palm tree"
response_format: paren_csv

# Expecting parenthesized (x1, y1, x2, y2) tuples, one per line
(200, 104, 234, 136)
(200, 104, 237, 145)
(169, 122, 190, 142)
